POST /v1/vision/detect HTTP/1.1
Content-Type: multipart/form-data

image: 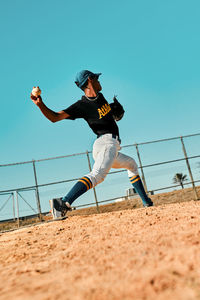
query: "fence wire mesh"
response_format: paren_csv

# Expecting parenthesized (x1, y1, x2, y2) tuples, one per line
(1, 133, 200, 225)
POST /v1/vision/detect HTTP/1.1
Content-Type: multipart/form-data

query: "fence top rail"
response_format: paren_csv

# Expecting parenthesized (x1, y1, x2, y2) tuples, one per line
(1, 132, 200, 167)
(122, 132, 200, 148)
(0, 151, 90, 167)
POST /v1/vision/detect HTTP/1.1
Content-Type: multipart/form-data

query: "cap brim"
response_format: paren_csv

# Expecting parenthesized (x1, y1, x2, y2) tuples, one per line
(95, 73, 102, 78)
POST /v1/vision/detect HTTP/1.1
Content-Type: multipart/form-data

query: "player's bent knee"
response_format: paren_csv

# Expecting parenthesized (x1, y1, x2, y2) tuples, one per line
(95, 174, 106, 186)
(128, 158, 138, 173)
(88, 172, 107, 187)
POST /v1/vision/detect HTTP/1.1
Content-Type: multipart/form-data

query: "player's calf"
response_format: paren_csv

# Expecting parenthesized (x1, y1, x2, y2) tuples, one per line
(62, 176, 93, 205)
(129, 175, 153, 207)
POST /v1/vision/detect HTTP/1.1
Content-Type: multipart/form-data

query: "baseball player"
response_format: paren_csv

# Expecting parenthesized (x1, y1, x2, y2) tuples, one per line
(31, 70, 153, 219)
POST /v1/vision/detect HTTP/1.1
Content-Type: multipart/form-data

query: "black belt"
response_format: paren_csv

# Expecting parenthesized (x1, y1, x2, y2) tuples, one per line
(97, 133, 121, 143)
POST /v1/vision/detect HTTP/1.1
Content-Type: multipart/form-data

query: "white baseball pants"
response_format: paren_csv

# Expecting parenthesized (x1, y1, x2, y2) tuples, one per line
(86, 134, 139, 187)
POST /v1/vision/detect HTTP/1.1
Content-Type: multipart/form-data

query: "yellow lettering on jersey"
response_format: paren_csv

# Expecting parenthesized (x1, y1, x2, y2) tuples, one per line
(98, 109, 104, 119)
(98, 104, 111, 119)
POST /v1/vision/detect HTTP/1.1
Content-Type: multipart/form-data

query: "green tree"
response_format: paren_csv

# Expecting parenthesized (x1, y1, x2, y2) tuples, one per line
(173, 173, 188, 189)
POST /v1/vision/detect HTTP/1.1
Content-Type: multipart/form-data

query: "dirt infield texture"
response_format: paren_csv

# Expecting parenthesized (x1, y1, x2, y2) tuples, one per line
(0, 196, 200, 299)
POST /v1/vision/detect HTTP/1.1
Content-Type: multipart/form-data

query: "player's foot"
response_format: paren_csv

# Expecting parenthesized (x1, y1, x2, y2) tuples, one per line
(143, 198, 153, 207)
(49, 198, 72, 220)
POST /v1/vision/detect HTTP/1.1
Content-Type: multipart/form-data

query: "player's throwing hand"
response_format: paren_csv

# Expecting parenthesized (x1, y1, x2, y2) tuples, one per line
(30, 86, 42, 106)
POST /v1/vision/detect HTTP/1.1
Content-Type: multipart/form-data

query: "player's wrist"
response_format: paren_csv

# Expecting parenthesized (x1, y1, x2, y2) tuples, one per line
(36, 97, 44, 107)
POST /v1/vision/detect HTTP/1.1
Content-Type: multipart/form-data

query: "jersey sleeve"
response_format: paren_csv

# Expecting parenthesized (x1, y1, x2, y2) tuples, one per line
(63, 101, 83, 120)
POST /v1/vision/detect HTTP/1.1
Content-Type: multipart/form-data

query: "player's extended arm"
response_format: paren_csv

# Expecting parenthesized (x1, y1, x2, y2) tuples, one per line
(30, 94, 69, 122)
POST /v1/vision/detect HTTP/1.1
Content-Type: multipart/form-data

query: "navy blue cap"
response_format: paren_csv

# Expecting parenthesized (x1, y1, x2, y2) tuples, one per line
(75, 70, 101, 89)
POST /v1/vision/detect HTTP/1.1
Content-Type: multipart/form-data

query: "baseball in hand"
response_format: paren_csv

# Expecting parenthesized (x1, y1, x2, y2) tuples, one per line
(31, 86, 41, 97)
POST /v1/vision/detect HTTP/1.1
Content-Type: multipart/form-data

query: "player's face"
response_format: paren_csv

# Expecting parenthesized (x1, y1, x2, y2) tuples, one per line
(91, 77, 102, 92)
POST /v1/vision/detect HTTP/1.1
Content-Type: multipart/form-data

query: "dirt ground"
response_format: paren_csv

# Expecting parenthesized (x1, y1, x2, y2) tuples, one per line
(0, 192, 200, 299)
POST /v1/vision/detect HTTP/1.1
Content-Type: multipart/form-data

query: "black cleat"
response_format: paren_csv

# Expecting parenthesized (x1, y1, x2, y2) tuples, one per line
(49, 198, 72, 220)
(143, 198, 154, 207)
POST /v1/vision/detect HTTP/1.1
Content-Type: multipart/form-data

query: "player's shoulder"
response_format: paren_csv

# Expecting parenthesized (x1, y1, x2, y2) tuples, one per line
(99, 93, 108, 103)
(72, 97, 84, 106)
(98, 92, 104, 98)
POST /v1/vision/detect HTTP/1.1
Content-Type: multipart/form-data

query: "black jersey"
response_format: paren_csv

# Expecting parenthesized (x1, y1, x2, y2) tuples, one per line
(64, 93, 120, 137)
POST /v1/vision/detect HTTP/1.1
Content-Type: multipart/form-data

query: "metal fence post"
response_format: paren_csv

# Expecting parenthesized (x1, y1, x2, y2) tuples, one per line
(180, 136, 199, 200)
(86, 151, 100, 213)
(32, 160, 42, 220)
(12, 192, 15, 221)
(15, 191, 20, 228)
(135, 144, 148, 193)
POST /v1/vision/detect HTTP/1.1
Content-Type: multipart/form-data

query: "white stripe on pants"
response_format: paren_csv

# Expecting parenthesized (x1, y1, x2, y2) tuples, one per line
(86, 134, 139, 187)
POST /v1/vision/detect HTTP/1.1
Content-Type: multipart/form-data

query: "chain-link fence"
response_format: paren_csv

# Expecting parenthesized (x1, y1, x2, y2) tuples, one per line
(1, 133, 200, 226)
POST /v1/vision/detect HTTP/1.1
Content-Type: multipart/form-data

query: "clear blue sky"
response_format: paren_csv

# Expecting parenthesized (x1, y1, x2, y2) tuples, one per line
(1, 0, 200, 163)
(1, 0, 200, 219)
